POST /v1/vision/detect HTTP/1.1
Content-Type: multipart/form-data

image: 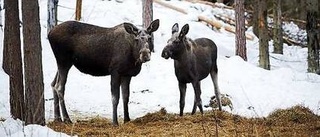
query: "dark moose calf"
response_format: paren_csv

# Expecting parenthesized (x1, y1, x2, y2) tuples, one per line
(161, 23, 222, 116)
(48, 19, 159, 126)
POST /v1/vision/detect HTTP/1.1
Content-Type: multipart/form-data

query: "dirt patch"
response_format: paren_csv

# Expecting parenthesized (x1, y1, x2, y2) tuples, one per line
(48, 105, 320, 136)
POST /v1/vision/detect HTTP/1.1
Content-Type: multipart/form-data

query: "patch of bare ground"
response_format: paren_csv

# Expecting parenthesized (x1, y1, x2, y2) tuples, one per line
(48, 105, 320, 136)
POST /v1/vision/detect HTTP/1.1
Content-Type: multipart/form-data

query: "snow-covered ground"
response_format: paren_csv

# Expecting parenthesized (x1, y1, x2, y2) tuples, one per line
(1, 0, 319, 136)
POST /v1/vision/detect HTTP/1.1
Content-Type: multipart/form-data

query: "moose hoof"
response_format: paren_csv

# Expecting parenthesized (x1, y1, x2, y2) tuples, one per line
(191, 111, 196, 115)
(124, 118, 131, 123)
(64, 119, 72, 124)
(53, 118, 63, 123)
(112, 122, 119, 127)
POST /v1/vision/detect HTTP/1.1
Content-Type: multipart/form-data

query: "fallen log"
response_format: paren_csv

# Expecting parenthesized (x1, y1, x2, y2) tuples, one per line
(198, 15, 222, 29)
(184, 0, 234, 9)
(283, 36, 305, 46)
(153, 0, 188, 14)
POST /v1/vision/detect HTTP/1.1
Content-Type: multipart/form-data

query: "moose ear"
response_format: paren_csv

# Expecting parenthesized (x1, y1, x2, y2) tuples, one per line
(147, 19, 160, 34)
(179, 24, 189, 38)
(124, 23, 139, 35)
(172, 23, 179, 34)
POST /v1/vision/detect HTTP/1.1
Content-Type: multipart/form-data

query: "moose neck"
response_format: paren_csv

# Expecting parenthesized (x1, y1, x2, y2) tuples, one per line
(175, 39, 193, 61)
(174, 41, 195, 71)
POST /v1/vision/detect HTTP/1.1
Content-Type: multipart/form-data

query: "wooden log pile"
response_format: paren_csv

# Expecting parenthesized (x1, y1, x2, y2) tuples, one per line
(153, 0, 255, 40)
(154, 0, 309, 46)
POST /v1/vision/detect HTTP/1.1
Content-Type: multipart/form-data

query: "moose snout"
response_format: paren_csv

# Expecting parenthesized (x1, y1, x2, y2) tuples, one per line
(161, 47, 171, 59)
(139, 48, 151, 63)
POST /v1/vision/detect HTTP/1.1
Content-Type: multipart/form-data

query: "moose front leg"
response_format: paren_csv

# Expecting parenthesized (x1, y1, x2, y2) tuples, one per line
(111, 74, 121, 126)
(191, 81, 203, 115)
(178, 82, 187, 116)
(121, 76, 132, 123)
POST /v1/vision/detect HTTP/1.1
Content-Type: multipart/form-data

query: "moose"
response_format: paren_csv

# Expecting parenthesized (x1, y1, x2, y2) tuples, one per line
(161, 23, 222, 116)
(48, 19, 159, 126)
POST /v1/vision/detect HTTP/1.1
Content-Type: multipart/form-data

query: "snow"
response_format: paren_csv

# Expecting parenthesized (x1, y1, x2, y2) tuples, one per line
(282, 21, 307, 45)
(0, 0, 319, 136)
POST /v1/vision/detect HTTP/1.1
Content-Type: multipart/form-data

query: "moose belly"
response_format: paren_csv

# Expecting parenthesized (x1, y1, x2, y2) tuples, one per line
(72, 57, 110, 76)
(175, 69, 195, 83)
(175, 63, 211, 83)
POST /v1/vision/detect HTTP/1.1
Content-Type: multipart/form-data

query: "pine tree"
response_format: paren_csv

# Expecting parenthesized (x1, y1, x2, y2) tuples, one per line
(22, 0, 45, 125)
(3, 0, 25, 121)
(75, 0, 82, 21)
(142, 0, 154, 52)
(235, 0, 247, 61)
(258, 0, 270, 70)
(273, 0, 283, 54)
(47, 0, 58, 34)
(306, 0, 319, 74)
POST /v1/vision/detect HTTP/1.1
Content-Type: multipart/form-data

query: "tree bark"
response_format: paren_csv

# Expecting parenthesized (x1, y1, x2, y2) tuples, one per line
(75, 0, 82, 21)
(252, 0, 259, 38)
(0, 0, 3, 28)
(47, 0, 58, 34)
(3, 0, 25, 121)
(235, 0, 247, 61)
(306, 0, 319, 74)
(142, 0, 154, 52)
(299, 0, 307, 21)
(22, 0, 45, 125)
(258, 0, 270, 70)
(272, 0, 283, 54)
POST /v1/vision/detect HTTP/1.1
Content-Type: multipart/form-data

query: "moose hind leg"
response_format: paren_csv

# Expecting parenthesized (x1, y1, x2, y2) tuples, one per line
(191, 81, 203, 115)
(51, 72, 62, 122)
(179, 82, 187, 116)
(56, 67, 72, 123)
(121, 76, 132, 123)
(210, 69, 222, 111)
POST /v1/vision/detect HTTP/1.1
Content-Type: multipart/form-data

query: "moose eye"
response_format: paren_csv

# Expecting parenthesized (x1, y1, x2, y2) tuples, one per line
(173, 40, 180, 44)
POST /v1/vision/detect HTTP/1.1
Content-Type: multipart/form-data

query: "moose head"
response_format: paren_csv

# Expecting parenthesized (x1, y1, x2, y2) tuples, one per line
(161, 23, 190, 60)
(124, 19, 159, 63)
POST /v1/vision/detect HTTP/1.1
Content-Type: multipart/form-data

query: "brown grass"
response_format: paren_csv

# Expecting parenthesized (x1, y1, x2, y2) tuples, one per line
(48, 105, 320, 137)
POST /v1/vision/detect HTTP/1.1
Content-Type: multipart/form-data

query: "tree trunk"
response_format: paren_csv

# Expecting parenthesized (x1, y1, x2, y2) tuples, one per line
(22, 0, 45, 125)
(47, 0, 58, 34)
(142, 0, 154, 52)
(0, 0, 3, 28)
(306, 0, 319, 74)
(272, 0, 283, 54)
(235, 0, 247, 61)
(258, 0, 270, 70)
(75, 0, 82, 21)
(252, 0, 259, 38)
(299, 0, 307, 21)
(3, 0, 25, 121)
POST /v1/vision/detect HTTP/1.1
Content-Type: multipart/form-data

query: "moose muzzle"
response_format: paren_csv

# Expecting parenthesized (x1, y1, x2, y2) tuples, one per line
(161, 46, 172, 59)
(139, 48, 151, 63)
